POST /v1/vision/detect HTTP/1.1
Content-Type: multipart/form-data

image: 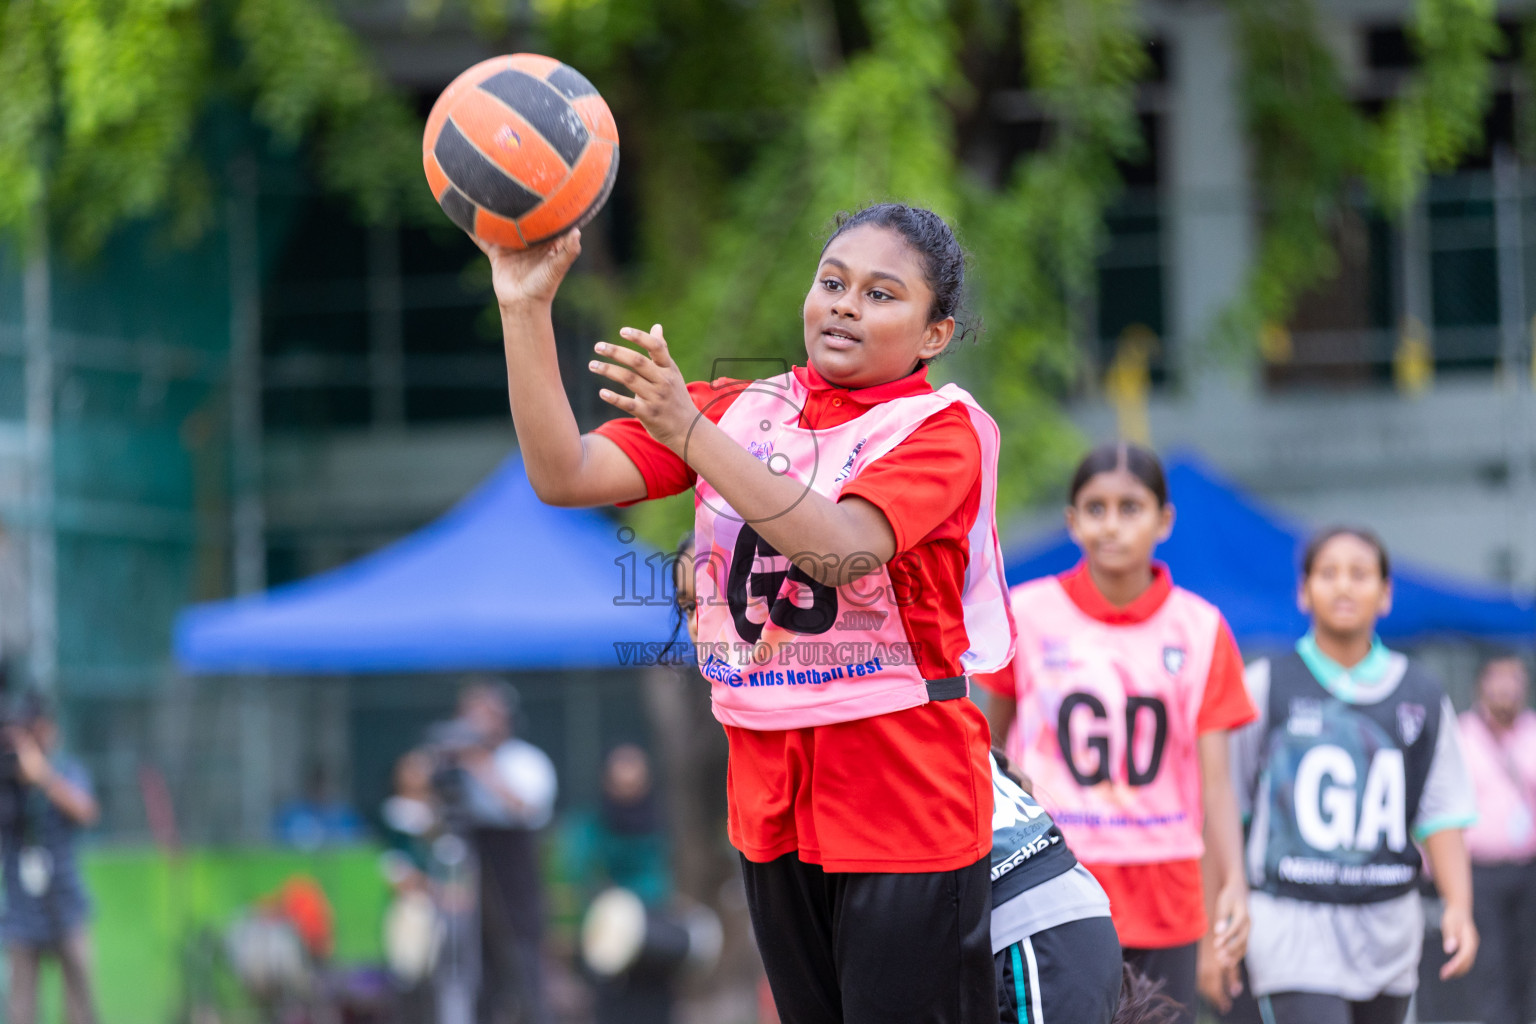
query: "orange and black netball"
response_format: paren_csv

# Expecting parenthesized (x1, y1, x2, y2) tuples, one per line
(423, 54, 619, 249)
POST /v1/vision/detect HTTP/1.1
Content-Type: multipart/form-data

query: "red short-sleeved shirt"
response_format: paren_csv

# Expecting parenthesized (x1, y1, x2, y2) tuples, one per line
(974, 563, 1256, 947)
(594, 363, 995, 871)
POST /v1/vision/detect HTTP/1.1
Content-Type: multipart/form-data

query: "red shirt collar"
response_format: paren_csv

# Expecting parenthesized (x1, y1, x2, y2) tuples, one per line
(792, 362, 934, 404)
(1058, 561, 1174, 625)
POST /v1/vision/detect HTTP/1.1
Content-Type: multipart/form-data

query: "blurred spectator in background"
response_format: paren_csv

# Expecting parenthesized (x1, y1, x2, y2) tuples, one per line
(0, 691, 100, 1024)
(1459, 655, 1536, 1024)
(380, 749, 445, 1018)
(568, 743, 674, 1024)
(273, 763, 365, 851)
(381, 749, 443, 893)
(457, 678, 557, 1024)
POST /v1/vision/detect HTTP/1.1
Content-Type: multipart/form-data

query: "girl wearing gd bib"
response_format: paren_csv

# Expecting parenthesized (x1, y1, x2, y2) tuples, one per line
(479, 204, 1014, 1023)
(977, 444, 1254, 1024)
(1230, 528, 1477, 1024)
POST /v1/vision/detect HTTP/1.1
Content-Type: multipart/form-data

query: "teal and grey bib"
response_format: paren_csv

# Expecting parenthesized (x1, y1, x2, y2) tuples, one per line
(1256, 652, 1441, 904)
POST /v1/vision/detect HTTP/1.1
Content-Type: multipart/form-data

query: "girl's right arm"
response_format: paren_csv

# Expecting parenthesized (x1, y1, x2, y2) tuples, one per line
(482, 231, 649, 508)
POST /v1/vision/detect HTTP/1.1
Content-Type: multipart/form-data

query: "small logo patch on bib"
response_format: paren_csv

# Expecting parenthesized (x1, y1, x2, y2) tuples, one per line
(1398, 702, 1427, 745)
(1042, 638, 1072, 670)
(1289, 698, 1324, 737)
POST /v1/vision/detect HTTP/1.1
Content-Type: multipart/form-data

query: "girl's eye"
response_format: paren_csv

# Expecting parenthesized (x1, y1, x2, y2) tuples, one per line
(1120, 501, 1140, 517)
(822, 278, 843, 291)
(868, 289, 891, 301)
(678, 600, 696, 616)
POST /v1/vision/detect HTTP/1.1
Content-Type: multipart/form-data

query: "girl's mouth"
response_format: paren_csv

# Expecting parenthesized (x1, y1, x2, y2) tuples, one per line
(821, 328, 860, 349)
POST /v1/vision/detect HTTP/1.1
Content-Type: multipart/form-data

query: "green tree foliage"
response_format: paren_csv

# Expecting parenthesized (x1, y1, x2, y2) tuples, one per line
(1222, 0, 1501, 341)
(0, 0, 424, 254)
(2, 0, 1145, 540)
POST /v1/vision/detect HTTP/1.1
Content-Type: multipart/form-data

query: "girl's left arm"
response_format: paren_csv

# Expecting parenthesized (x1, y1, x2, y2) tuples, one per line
(590, 327, 902, 586)
(1423, 828, 1478, 979)
(1199, 730, 1249, 968)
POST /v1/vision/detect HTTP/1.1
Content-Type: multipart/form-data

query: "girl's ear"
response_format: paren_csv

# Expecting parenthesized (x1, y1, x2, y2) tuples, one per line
(1064, 504, 1080, 543)
(1378, 579, 1394, 619)
(918, 317, 956, 360)
(1296, 583, 1312, 616)
(1157, 502, 1176, 543)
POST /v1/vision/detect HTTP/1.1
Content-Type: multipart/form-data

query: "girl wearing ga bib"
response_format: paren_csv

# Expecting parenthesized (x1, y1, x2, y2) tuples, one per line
(977, 443, 1254, 1024)
(1231, 527, 1478, 1024)
(481, 203, 1015, 1023)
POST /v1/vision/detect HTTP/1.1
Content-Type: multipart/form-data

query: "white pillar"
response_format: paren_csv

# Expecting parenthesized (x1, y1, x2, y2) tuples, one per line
(1495, 147, 1536, 588)
(228, 158, 266, 595)
(23, 222, 55, 694)
(1166, 4, 1255, 395)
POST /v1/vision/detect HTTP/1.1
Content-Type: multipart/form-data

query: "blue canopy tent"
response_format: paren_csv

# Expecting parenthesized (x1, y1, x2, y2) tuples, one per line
(174, 456, 678, 673)
(1004, 456, 1536, 651)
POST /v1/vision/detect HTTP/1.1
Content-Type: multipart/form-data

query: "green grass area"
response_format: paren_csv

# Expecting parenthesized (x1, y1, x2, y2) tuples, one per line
(79, 846, 390, 1024)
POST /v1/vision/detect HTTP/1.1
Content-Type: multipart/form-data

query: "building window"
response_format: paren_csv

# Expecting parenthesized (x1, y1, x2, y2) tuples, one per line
(1265, 24, 1526, 391)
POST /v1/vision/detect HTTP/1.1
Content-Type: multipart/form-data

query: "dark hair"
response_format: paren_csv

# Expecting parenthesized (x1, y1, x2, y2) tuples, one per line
(667, 531, 696, 650)
(458, 676, 520, 717)
(1067, 442, 1169, 507)
(1301, 526, 1391, 580)
(1112, 964, 1183, 1024)
(822, 203, 973, 343)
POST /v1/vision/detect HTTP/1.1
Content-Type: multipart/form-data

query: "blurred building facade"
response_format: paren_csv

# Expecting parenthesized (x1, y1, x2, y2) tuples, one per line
(1062, 0, 1536, 599)
(1, 0, 1534, 843)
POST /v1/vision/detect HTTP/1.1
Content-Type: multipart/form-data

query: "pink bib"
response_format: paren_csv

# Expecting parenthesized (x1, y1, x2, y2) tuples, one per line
(1002, 577, 1218, 863)
(693, 372, 1014, 730)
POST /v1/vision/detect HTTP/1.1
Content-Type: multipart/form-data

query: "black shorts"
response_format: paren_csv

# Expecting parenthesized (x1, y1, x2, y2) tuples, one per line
(1257, 991, 1411, 1024)
(739, 852, 993, 1024)
(997, 915, 1123, 1024)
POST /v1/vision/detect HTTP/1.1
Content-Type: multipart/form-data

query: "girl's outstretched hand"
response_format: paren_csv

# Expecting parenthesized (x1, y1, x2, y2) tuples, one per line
(590, 324, 695, 449)
(477, 229, 582, 309)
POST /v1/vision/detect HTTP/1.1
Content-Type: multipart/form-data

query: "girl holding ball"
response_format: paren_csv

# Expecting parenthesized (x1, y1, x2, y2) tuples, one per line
(481, 204, 1015, 1023)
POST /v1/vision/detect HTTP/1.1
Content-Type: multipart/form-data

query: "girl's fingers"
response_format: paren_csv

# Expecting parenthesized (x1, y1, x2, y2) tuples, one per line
(619, 325, 675, 369)
(1442, 946, 1474, 979)
(588, 358, 643, 393)
(594, 340, 662, 381)
(550, 228, 582, 265)
(597, 388, 637, 412)
(646, 324, 674, 368)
